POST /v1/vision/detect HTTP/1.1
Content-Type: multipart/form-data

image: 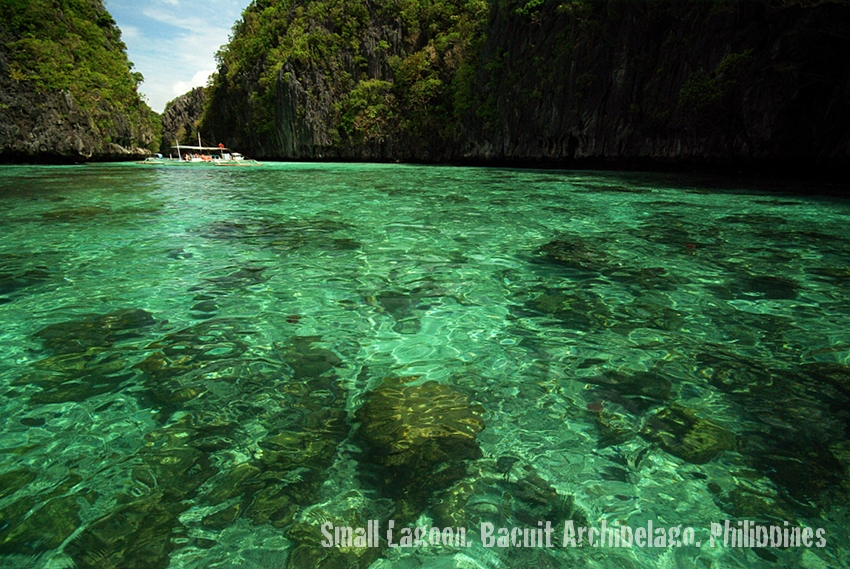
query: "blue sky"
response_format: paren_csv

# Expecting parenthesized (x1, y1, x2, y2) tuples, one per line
(104, 0, 253, 112)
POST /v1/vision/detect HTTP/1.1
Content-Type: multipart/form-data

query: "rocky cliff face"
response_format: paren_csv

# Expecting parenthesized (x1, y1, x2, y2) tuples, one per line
(466, 0, 850, 171)
(160, 87, 207, 153)
(0, 64, 154, 162)
(0, 0, 158, 163)
(202, 0, 486, 160)
(202, 0, 850, 172)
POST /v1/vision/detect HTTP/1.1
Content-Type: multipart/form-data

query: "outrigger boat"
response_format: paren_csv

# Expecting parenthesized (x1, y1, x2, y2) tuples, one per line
(137, 134, 261, 166)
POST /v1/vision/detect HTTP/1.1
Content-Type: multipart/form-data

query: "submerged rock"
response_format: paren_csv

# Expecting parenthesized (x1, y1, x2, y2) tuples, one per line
(355, 380, 485, 509)
(587, 369, 673, 401)
(22, 323, 351, 567)
(641, 405, 735, 464)
(0, 266, 50, 299)
(329, 237, 361, 250)
(594, 410, 641, 449)
(0, 468, 36, 500)
(35, 308, 156, 355)
(65, 495, 187, 569)
(431, 461, 588, 565)
(741, 275, 800, 300)
(374, 291, 415, 320)
(250, 405, 349, 527)
(749, 441, 847, 508)
(373, 291, 421, 334)
(708, 274, 800, 301)
(189, 336, 350, 534)
(38, 206, 111, 221)
(690, 353, 850, 512)
(138, 318, 250, 380)
(133, 446, 213, 502)
(357, 381, 485, 470)
(616, 299, 686, 333)
(285, 499, 385, 569)
(25, 309, 155, 403)
(799, 362, 850, 395)
(807, 267, 850, 285)
(201, 463, 261, 508)
(536, 239, 608, 272)
(605, 266, 684, 291)
(636, 218, 701, 247)
(370, 279, 454, 334)
(279, 335, 342, 380)
(27, 371, 134, 404)
(526, 288, 613, 331)
(200, 266, 269, 292)
(201, 218, 354, 253)
(718, 214, 788, 226)
(0, 494, 80, 555)
(696, 352, 778, 395)
(62, 416, 229, 567)
(710, 485, 799, 524)
(133, 318, 254, 417)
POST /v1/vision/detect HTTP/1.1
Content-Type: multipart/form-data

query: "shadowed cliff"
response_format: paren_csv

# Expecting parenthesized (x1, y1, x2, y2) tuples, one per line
(200, 0, 850, 174)
(160, 87, 207, 154)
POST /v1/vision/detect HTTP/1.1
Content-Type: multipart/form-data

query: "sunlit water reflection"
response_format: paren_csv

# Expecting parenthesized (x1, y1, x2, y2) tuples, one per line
(1, 163, 848, 569)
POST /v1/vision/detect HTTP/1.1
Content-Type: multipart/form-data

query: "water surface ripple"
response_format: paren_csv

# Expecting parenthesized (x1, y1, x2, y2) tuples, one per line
(1, 163, 849, 569)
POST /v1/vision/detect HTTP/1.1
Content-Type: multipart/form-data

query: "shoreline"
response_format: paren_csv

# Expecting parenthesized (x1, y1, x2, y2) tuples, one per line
(2, 154, 845, 195)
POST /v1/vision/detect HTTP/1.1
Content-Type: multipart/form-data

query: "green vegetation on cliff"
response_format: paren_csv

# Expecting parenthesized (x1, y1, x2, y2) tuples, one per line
(0, 0, 161, 156)
(204, 0, 488, 150)
(160, 86, 207, 153)
(201, 0, 850, 170)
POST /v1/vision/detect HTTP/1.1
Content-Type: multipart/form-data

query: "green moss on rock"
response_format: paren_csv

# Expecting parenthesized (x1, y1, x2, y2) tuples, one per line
(1, 0, 162, 159)
(641, 405, 736, 464)
(355, 379, 485, 515)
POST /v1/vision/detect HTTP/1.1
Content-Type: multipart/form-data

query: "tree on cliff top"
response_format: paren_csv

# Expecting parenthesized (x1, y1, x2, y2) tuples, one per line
(0, 0, 161, 152)
(201, 0, 488, 151)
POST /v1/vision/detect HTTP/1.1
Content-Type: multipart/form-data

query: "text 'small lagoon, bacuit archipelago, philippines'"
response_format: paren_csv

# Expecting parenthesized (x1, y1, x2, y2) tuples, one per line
(1, 1, 850, 569)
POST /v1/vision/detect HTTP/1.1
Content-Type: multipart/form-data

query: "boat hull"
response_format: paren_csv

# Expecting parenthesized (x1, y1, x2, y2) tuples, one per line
(136, 158, 262, 166)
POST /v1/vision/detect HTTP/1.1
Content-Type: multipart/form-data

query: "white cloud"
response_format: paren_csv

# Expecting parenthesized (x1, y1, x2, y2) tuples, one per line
(140, 7, 230, 38)
(120, 24, 141, 40)
(171, 69, 213, 95)
(105, 0, 251, 111)
(192, 69, 213, 85)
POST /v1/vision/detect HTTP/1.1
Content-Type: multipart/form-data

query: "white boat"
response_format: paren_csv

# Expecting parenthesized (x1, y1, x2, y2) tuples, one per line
(137, 135, 261, 166)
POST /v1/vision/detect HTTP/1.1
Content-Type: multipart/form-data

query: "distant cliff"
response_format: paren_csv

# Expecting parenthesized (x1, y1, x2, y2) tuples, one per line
(202, 0, 487, 160)
(160, 87, 207, 154)
(201, 0, 850, 172)
(0, 0, 160, 163)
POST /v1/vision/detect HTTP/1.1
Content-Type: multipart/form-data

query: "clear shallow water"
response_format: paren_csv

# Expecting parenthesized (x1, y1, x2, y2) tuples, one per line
(0, 163, 849, 569)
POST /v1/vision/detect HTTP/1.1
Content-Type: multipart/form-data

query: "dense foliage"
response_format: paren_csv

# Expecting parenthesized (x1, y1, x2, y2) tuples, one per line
(203, 0, 488, 146)
(0, 0, 161, 151)
(201, 0, 850, 170)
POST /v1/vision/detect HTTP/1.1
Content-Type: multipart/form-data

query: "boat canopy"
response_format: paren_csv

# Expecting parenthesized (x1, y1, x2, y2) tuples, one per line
(171, 145, 232, 151)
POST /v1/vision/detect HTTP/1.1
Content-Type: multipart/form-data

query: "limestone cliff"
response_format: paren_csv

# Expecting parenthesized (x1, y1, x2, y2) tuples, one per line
(201, 0, 850, 173)
(202, 0, 487, 159)
(160, 87, 207, 153)
(467, 0, 850, 171)
(0, 0, 159, 163)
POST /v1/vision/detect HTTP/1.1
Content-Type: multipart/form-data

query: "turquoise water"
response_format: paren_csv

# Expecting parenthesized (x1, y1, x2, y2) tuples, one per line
(1, 162, 849, 569)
